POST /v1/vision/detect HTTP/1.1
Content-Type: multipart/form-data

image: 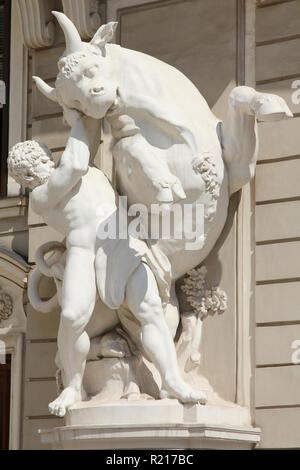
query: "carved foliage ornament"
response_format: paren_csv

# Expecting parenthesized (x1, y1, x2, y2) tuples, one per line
(181, 266, 227, 320)
(0, 293, 13, 322)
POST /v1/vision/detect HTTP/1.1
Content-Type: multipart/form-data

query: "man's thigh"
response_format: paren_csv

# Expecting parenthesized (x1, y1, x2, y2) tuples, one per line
(62, 247, 96, 315)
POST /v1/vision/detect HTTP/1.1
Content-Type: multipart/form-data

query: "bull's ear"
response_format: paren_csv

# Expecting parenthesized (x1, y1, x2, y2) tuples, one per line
(90, 22, 118, 48)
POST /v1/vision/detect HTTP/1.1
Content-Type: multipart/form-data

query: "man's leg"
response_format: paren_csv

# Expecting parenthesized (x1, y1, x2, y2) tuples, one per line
(49, 246, 96, 417)
(126, 263, 207, 404)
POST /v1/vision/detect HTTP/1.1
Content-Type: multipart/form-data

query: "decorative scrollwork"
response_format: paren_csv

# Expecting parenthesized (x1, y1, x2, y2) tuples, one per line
(62, 0, 102, 39)
(17, 0, 57, 49)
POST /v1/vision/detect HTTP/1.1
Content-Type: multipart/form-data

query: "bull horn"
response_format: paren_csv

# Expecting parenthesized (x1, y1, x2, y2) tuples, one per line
(33, 76, 58, 103)
(52, 11, 81, 55)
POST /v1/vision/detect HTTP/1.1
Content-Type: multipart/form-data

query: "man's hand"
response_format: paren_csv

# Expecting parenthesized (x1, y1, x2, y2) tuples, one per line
(62, 105, 82, 128)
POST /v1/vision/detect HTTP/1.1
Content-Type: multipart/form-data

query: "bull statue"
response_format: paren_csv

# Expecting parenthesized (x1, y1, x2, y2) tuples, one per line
(29, 11, 292, 415)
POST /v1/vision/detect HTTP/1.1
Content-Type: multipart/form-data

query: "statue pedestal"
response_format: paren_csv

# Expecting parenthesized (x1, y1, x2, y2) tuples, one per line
(39, 400, 260, 450)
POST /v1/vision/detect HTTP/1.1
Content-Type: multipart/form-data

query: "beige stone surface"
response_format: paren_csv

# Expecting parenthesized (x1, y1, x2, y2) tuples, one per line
(24, 380, 58, 417)
(255, 365, 300, 407)
(196, 195, 238, 404)
(256, 325, 300, 365)
(119, 0, 237, 109)
(256, 241, 300, 281)
(22, 418, 63, 450)
(257, 118, 300, 161)
(256, 281, 300, 323)
(32, 80, 61, 119)
(33, 46, 64, 81)
(257, 79, 299, 114)
(255, 2, 300, 448)
(25, 342, 57, 379)
(255, 407, 300, 449)
(0, 231, 29, 258)
(256, 158, 300, 202)
(256, 0, 300, 44)
(32, 115, 68, 151)
(0, 215, 28, 236)
(256, 200, 300, 242)
(25, 304, 60, 340)
(256, 37, 300, 82)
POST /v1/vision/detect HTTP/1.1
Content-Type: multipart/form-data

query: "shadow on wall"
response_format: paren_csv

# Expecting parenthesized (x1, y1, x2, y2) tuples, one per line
(176, 191, 240, 403)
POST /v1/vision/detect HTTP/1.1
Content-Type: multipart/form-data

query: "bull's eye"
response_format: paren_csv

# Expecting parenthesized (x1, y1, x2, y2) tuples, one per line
(83, 69, 94, 79)
(91, 87, 104, 95)
(83, 65, 98, 79)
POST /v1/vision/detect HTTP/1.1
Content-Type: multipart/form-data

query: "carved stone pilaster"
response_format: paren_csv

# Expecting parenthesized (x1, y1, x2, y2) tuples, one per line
(17, 0, 57, 49)
(62, 0, 102, 39)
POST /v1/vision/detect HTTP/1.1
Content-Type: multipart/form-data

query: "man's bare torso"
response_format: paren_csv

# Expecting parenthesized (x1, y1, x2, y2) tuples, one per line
(32, 166, 117, 249)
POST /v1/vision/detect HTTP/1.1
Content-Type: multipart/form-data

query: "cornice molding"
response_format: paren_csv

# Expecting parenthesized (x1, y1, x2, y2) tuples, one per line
(0, 247, 30, 289)
(17, 0, 57, 49)
(0, 196, 28, 220)
(62, 0, 102, 40)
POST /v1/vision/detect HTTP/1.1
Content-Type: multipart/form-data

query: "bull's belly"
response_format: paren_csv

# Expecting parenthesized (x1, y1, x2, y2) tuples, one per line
(154, 194, 230, 279)
(114, 139, 229, 279)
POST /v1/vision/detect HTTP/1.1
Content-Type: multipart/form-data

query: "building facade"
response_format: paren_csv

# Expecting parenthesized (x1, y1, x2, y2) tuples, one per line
(0, 0, 299, 449)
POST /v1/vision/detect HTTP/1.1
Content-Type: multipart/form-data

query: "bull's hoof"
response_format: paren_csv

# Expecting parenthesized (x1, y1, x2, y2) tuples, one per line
(250, 91, 293, 122)
(228, 86, 293, 122)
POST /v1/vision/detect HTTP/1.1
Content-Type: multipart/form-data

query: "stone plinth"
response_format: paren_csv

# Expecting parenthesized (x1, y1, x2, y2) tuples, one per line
(39, 400, 260, 450)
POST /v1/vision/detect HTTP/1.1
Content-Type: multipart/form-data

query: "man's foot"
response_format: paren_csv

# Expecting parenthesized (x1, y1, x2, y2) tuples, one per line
(48, 386, 82, 417)
(160, 377, 207, 405)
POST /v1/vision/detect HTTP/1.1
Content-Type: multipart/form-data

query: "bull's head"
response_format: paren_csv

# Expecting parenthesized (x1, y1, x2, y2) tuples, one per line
(33, 12, 118, 120)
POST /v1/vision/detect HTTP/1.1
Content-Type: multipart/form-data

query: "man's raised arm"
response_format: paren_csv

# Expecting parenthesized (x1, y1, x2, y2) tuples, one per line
(35, 112, 91, 210)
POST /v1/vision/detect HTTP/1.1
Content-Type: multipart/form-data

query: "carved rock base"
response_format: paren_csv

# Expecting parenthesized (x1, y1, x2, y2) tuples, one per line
(39, 401, 260, 450)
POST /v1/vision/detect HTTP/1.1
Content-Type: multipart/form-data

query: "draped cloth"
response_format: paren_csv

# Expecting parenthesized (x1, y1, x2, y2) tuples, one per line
(95, 235, 172, 310)
(95, 235, 172, 355)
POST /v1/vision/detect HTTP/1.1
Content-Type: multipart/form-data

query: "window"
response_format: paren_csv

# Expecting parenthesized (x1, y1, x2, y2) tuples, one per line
(0, 0, 11, 197)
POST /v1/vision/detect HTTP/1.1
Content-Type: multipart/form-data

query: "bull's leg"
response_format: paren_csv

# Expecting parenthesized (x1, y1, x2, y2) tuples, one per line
(113, 133, 186, 208)
(222, 86, 292, 195)
(126, 263, 207, 404)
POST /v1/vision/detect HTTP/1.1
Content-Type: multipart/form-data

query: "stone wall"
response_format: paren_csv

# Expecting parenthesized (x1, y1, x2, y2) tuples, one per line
(255, 0, 300, 449)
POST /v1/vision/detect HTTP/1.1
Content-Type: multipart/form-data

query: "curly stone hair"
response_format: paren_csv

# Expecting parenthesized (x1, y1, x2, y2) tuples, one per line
(8, 140, 54, 190)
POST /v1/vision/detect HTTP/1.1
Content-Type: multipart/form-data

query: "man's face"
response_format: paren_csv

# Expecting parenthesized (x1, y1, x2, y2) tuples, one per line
(33, 158, 55, 184)
(25, 155, 55, 190)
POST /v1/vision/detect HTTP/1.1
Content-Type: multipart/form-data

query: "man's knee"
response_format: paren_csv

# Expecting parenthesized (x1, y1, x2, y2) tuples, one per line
(60, 308, 87, 332)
